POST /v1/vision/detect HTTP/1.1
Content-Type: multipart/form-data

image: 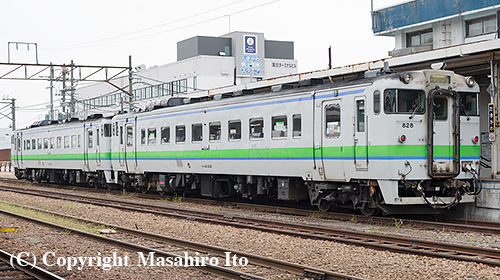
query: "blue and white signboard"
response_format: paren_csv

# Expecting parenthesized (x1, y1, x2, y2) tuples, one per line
(244, 35, 257, 54)
(241, 55, 260, 74)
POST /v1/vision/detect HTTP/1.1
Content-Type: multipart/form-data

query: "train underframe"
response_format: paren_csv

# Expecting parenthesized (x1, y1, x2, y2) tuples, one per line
(14, 167, 478, 215)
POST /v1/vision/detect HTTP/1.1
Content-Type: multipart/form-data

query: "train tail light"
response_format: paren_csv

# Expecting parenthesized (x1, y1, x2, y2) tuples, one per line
(399, 135, 406, 143)
(472, 136, 479, 144)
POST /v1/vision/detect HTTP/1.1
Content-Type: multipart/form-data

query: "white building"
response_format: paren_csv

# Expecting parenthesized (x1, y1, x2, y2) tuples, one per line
(77, 31, 297, 116)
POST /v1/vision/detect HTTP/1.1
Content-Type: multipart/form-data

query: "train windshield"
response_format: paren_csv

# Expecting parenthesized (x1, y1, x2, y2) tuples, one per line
(383, 89, 425, 114)
(459, 92, 479, 116)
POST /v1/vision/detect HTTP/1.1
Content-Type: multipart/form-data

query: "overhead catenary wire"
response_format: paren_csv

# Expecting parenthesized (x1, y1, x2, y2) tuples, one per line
(46, 0, 280, 50)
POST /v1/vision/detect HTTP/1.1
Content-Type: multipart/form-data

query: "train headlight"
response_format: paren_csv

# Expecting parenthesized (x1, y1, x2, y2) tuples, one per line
(400, 72, 412, 84)
(465, 76, 475, 87)
(472, 136, 479, 144)
(399, 135, 406, 143)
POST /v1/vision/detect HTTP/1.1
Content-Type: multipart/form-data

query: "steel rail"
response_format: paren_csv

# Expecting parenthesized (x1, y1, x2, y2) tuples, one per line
(1, 185, 500, 267)
(0, 208, 272, 280)
(0, 249, 66, 280)
(2, 201, 364, 280)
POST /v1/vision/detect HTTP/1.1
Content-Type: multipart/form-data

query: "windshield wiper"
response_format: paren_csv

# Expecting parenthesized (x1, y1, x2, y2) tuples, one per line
(409, 105, 420, 119)
(461, 103, 471, 121)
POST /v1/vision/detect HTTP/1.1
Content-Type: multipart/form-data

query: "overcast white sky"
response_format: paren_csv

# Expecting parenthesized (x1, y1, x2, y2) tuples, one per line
(0, 0, 403, 129)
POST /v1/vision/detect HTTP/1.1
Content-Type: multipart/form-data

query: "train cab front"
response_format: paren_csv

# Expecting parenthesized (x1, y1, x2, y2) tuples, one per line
(379, 70, 482, 215)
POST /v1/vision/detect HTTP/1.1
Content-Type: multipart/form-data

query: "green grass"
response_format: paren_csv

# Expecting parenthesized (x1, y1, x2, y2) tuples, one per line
(0, 201, 111, 235)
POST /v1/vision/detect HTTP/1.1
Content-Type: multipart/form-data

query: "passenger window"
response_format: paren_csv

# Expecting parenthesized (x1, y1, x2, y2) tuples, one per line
(228, 120, 241, 140)
(325, 104, 341, 137)
(292, 114, 301, 138)
(249, 118, 264, 139)
(44, 138, 49, 149)
(71, 135, 76, 148)
(148, 128, 156, 145)
(141, 129, 146, 145)
(357, 100, 365, 132)
(64, 136, 70, 148)
(88, 131, 93, 148)
(176, 125, 186, 143)
(161, 127, 170, 144)
(37, 138, 42, 150)
(50, 137, 55, 149)
(26, 140, 31, 150)
(127, 127, 133, 146)
(77, 135, 81, 148)
(209, 122, 221, 142)
(32, 139, 36, 150)
(373, 90, 381, 114)
(192, 123, 203, 142)
(56, 137, 61, 149)
(271, 116, 287, 139)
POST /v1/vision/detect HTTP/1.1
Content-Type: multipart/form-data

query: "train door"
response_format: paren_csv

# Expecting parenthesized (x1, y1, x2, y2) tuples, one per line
(354, 97, 368, 170)
(119, 125, 125, 167)
(15, 133, 22, 166)
(125, 122, 137, 173)
(315, 99, 343, 180)
(96, 126, 101, 166)
(84, 127, 92, 170)
(427, 90, 460, 177)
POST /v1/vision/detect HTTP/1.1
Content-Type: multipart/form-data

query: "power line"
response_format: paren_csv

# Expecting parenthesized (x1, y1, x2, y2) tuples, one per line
(45, 0, 245, 51)
(47, 0, 280, 51)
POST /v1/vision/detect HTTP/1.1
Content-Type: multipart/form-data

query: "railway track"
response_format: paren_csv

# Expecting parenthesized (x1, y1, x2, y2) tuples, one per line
(0, 201, 363, 280)
(0, 249, 66, 280)
(1, 183, 500, 267)
(2, 177, 500, 236)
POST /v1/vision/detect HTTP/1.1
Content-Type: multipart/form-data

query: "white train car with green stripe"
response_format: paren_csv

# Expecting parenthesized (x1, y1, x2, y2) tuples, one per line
(12, 67, 482, 215)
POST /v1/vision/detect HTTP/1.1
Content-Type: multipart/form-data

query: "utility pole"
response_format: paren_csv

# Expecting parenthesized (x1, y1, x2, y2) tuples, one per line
(70, 60, 75, 118)
(11, 98, 15, 131)
(61, 65, 67, 116)
(49, 63, 54, 120)
(128, 55, 134, 111)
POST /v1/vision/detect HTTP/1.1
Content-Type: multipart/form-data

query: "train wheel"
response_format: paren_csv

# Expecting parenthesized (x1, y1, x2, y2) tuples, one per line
(317, 199, 332, 212)
(360, 205, 380, 216)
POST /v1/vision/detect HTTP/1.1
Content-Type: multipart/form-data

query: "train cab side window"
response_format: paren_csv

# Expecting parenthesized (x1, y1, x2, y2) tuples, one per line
(192, 123, 203, 142)
(249, 118, 264, 139)
(271, 116, 287, 139)
(161, 127, 170, 144)
(64, 136, 70, 148)
(176, 125, 186, 143)
(88, 131, 93, 148)
(325, 104, 341, 137)
(50, 137, 55, 149)
(56, 137, 61, 149)
(148, 128, 157, 145)
(384, 89, 425, 114)
(292, 114, 302, 138)
(373, 90, 381, 114)
(141, 129, 146, 145)
(126, 127, 134, 146)
(228, 120, 241, 140)
(209, 122, 221, 142)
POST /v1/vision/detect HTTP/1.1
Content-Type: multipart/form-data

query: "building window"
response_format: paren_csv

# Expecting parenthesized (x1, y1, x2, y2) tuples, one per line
(406, 29, 432, 47)
(466, 15, 496, 37)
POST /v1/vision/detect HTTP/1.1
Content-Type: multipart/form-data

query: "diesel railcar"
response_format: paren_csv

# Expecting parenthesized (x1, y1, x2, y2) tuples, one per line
(12, 67, 482, 215)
